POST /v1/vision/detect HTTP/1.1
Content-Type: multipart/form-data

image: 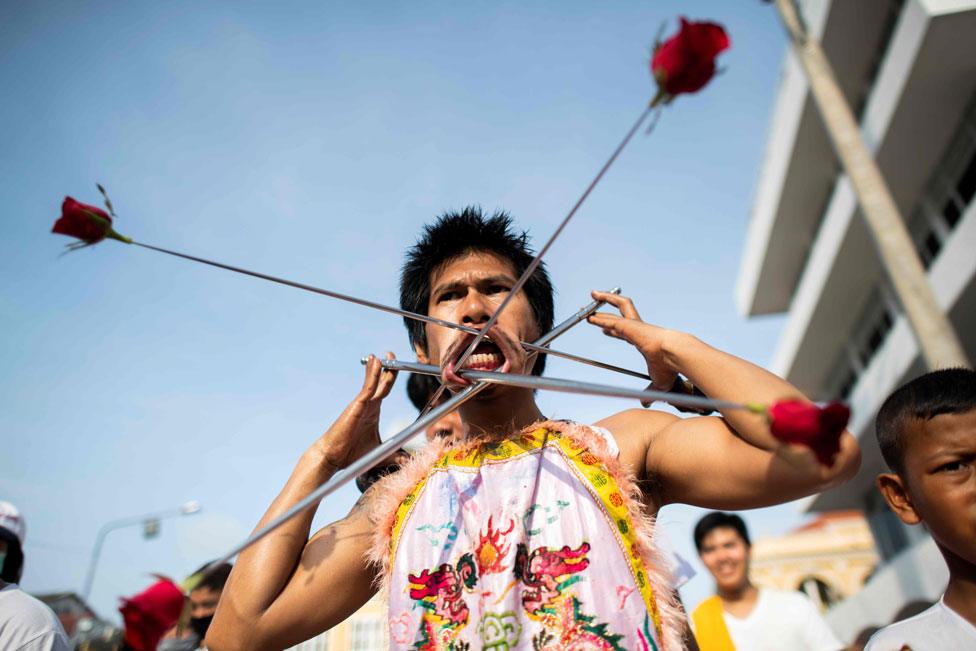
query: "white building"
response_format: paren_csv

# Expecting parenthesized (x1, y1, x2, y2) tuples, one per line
(737, 0, 976, 642)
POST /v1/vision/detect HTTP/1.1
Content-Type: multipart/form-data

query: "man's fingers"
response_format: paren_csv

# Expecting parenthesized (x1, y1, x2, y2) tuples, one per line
(359, 354, 382, 400)
(588, 313, 636, 341)
(591, 290, 641, 320)
(371, 352, 399, 401)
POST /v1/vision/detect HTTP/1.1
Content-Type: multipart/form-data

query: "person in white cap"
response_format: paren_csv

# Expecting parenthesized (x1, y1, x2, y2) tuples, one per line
(0, 500, 71, 651)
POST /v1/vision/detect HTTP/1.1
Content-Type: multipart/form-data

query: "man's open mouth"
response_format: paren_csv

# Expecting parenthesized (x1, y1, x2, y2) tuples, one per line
(443, 334, 511, 385)
(462, 339, 507, 370)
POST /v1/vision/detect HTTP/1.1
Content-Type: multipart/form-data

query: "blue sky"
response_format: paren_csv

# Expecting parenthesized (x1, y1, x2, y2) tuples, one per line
(1, 0, 803, 623)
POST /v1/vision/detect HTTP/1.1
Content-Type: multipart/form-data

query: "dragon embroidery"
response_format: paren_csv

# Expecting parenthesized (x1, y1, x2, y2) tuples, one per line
(514, 542, 591, 616)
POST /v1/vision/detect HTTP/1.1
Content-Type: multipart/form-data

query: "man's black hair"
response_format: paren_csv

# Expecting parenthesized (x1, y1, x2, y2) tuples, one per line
(693, 511, 751, 552)
(407, 372, 439, 411)
(192, 561, 233, 593)
(0, 528, 24, 584)
(875, 367, 976, 475)
(400, 207, 555, 375)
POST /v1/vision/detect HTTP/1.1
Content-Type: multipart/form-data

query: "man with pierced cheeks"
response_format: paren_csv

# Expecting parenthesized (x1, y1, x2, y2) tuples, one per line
(208, 208, 861, 651)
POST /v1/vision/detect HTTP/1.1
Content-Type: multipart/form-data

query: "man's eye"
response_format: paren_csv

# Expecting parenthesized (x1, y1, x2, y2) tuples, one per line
(488, 285, 510, 294)
(439, 291, 459, 302)
(937, 460, 966, 473)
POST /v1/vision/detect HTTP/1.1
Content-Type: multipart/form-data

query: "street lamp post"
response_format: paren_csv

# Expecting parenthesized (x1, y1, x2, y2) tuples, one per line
(81, 500, 201, 601)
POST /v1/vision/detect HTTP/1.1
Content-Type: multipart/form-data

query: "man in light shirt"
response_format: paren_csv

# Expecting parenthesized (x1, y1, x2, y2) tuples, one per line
(691, 512, 843, 651)
(0, 501, 71, 651)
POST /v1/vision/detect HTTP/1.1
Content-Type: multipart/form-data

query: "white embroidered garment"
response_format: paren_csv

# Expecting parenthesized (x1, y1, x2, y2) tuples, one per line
(372, 421, 683, 650)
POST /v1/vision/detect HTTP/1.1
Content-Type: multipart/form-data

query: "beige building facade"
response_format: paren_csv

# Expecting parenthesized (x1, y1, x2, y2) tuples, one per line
(286, 593, 387, 651)
(750, 511, 879, 612)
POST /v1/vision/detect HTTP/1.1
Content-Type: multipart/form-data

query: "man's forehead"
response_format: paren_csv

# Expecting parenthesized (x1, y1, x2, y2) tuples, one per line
(906, 410, 976, 457)
(190, 586, 220, 600)
(703, 526, 745, 545)
(430, 251, 517, 287)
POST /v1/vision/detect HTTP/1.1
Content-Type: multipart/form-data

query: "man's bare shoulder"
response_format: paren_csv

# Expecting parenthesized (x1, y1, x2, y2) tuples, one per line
(596, 407, 679, 438)
(595, 408, 679, 479)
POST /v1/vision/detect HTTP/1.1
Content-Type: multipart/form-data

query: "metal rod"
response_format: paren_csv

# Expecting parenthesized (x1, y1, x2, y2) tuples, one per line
(535, 287, 620, 346)
(132, 240, 644, 383)
(207, 386, 480, 568)
(132, 242, 483, 337)
(378, 359, 747, 413)
(206, 294, 605, 566)
(523, 341, 648, 380)
(420, 287, 619, 415)
(451, 104, 655, 374)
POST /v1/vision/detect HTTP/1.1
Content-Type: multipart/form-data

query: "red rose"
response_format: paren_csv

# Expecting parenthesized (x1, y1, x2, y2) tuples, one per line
(119, 578, 185, 651)
(768, 399, 850, 467)
(52, 196, 131, 245)
(651, 17, 730, 103)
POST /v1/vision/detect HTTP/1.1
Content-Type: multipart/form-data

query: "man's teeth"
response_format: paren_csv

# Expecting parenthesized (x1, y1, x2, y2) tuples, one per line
(462, 353, 503, 369)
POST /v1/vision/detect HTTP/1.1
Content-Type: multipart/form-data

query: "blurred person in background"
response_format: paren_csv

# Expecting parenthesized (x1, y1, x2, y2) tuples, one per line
(158, 562, 232, 651)
(405, 371, 467, 442)
(0, 500, 71, 650)
(691, 511, 843, 651)
(354, 372, 466, 493)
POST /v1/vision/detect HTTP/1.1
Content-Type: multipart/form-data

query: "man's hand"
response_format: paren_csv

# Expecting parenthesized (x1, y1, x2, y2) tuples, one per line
(317, 352, 398, 472)
(587, 290, 679, 391)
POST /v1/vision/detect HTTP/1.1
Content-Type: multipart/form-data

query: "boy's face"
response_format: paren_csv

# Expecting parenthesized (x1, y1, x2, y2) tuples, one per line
(877, 410, 976, 568)
(189, 585, 221, 619)
(698, 526, 751, 593)
(417, 250, 539, 387)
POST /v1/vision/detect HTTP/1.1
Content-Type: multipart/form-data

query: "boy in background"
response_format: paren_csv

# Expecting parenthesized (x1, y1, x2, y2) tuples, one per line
(867, 368, 976, 650)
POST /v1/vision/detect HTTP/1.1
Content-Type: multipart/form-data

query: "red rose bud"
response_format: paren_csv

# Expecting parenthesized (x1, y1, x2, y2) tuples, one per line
(52, 196, 131, 246)
(650, 17, 730, 105)
(768, 399, 851, 467)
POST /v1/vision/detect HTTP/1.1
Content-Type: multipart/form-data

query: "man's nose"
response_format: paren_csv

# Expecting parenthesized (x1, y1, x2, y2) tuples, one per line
(460, 290, 492, 325)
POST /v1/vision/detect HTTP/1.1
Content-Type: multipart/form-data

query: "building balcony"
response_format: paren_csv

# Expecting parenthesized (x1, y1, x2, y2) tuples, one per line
(736, 0, 976, 317)
(805, 196, 976, 513)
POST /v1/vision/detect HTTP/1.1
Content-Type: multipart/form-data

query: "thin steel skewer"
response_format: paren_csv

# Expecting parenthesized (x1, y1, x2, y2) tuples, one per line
(534, 287, 620, 346)
(420, 289, 616, 419)
(450, 103, 655, 375)
(132, 241, 483, 337)
(523, 341, 648, 380)
(423, 103, 655, 414)
(378, 359, 748, 413)
(205, 384, 480, 568)
(206, 294, 606, 567)
(131, 241, 645, 383)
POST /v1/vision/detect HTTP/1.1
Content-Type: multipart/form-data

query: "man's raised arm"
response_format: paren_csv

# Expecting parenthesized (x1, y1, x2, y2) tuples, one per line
(589, 291, 860, 509)
(207, 355, 398, 651)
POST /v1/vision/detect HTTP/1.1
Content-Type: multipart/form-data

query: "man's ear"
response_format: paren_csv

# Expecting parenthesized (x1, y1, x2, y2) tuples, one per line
(414, 342, 429, 365)
(876, 473, 921, 525)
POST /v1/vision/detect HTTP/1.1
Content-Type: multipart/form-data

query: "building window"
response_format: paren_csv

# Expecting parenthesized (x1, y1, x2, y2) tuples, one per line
(909, 92, 976, 266)
(351, 617, 385, 651)
(826, 288, 899, 401)
(287, 631, 329, 651)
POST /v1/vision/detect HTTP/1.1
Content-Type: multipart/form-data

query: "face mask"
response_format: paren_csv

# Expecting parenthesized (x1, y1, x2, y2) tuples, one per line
(189, 614, 214, 640)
